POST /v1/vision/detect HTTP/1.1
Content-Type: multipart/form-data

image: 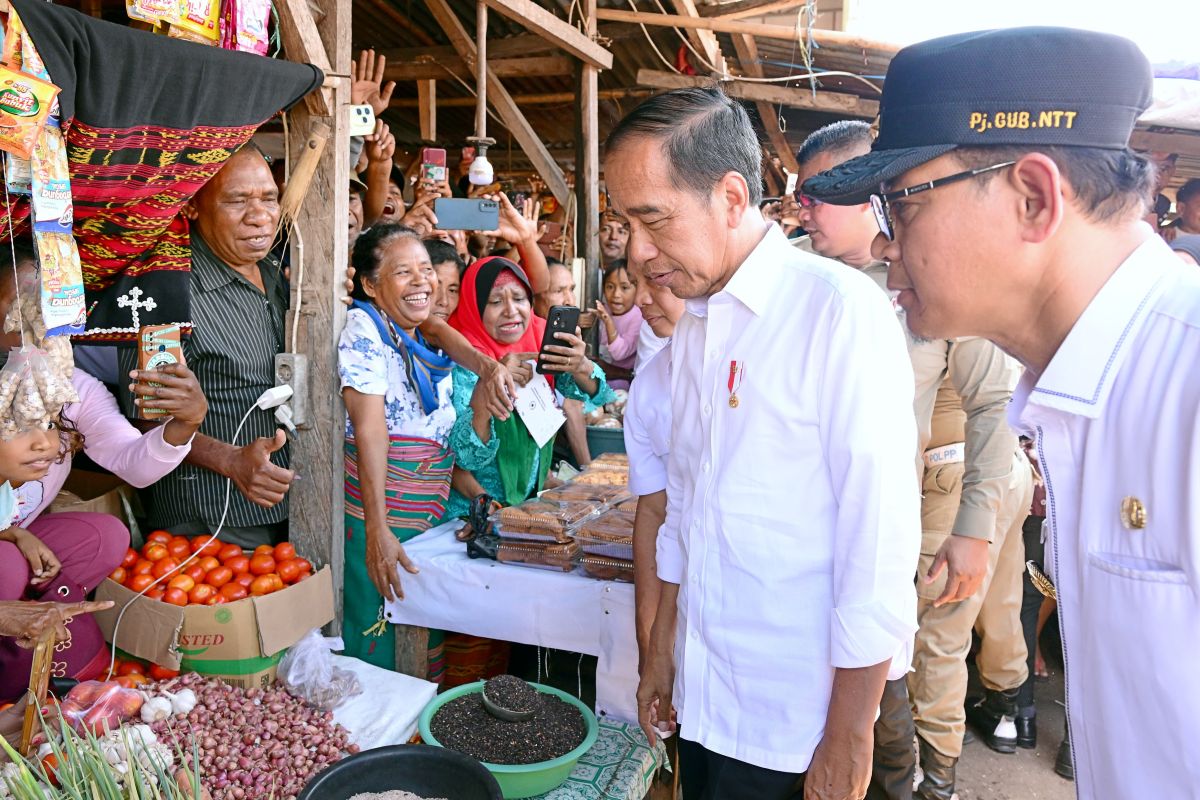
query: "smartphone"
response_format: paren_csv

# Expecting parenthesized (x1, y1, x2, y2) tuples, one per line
(434, 197, 499, 231)
(509, 191, 528, 213)
(420, 147, 447, 184)
(536, 305, 581, 375)
(785, 172, 799, 196)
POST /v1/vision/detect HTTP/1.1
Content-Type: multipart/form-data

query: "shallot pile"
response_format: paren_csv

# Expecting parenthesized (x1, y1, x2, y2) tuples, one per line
(146, 674, 358, 800)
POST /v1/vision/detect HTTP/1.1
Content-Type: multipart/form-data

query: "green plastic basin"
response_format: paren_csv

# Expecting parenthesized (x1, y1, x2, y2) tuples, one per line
(418, 681, 599, 799)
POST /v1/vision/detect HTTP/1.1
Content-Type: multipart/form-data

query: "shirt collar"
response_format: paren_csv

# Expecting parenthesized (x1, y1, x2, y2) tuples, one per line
(1011, 236, 1173, 424)
(191, 231, 282, 297)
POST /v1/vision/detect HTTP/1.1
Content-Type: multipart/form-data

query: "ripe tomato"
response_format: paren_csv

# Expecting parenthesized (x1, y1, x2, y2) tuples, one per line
(132, 559, 154, 576)
(117, 660, 146, 676)
(167, 537, 192, 560)
(295, 558, 313, 575)
(206, 593, 228, 605)
(128, 574, 155, 593)
(167, 574, 195, 593)
(148, 663, 180, 680)
(109, 567, 127, 584)
(273, 542, 296, 562)
(41, 752, 61, 786)
(267, 574, 285, 592)
(146, 531, 172, 545)
(191, 537, 222, 557)
(248, 554, 276, 576)
(151, 558, 180, 580)
(249, 575, 278, 596)
(146, 586, 166, 600)
(115, 673, 149, 689)
(218, 544, 245, 563)
(253, 544, 275, 558)
(276, 559, 302, 584)
(143, 543, 169, 563)
(184, 563, 207, 583)
(205, 566, 233, 588)
(234, 572, 255, 589)
(188, 584, 216, 605)
(224, 555, 250, 574)
(121, 548, 139, 569)
(197, 556, 221, 574)
(163, 587, 188, 606)
(219, 583, 249, 601)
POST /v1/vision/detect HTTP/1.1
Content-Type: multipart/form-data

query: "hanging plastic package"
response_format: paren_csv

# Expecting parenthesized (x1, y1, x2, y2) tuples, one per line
(232, 0, 272, 55)
(0, 67, 58, 160)
(126, 0, 178, 26)
(169, 0, 221, 44)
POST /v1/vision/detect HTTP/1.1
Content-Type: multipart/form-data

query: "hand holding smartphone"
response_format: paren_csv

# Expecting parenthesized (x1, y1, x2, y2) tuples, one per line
(536, 305, 582, 375)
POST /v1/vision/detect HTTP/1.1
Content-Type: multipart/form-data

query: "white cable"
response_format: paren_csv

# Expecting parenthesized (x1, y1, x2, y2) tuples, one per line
(625, 0, 681, 73)
(1, 160, 28, 349)
(649, 0, 719, 74)
(106, 386, 293, 678)
(290, 223, 303, 353)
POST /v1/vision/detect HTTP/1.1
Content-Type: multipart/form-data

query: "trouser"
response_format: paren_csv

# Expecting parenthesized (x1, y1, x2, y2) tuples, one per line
(0, 513, 129, 701)
(165, 519, 287, 550)
(907, 453, 1033, 758)
(866, 678, 915, 800)
(679, 737, 805, 800)
(1016, 515, 1046, 712)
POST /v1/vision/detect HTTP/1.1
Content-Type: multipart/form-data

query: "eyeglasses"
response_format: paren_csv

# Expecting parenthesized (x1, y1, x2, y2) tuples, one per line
(870, 161, 1016, 241)
(792, 190, 825, 209)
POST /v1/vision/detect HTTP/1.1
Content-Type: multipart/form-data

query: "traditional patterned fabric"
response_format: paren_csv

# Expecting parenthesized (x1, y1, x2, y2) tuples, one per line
(342, 435, 454, 671)
(531, 720, 668, 800)
(1, 0, 321, 343)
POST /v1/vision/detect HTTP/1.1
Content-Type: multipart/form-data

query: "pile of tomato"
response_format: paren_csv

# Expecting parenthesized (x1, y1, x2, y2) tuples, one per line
(102, 656, 180, 687)
(109, 532, 313, 606)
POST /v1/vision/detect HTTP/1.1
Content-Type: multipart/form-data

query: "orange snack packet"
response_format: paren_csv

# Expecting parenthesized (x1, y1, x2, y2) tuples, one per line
(0, 67, 59, 159)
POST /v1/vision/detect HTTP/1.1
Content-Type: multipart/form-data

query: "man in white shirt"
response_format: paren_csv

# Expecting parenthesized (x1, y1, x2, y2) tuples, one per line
(805, 26, 1200, 797)
(606, 87, 921, 800)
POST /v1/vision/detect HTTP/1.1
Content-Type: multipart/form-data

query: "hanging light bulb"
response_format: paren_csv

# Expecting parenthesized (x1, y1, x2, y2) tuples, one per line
(469, 149, 494, 185)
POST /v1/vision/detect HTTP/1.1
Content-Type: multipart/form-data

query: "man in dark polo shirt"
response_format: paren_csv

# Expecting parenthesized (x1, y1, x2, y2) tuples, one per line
(119, 146, 294, 548)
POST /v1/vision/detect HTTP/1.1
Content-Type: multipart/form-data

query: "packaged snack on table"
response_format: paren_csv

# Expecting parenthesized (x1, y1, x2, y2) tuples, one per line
(592, 452, 629, 470)
(580, 555, 635, 583)
(492, 498, 599, 539)
(612, 496, 640, 513)
(497, 540, 580, 572)
(492, 524, 572, 545)
(573, 469, 629, 487)
(575, 508, 636, 560)
(540, 482, 631, 506)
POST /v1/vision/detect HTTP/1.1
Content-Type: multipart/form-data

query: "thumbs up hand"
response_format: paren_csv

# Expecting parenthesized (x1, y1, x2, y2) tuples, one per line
(227, 430, 295, 508)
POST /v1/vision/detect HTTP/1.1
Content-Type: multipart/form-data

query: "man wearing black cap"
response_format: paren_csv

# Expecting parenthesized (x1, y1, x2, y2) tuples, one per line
(806, 26, 1200, 797)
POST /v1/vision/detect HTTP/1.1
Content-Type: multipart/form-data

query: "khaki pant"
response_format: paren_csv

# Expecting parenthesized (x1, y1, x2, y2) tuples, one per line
(906, 452, 1034, 758)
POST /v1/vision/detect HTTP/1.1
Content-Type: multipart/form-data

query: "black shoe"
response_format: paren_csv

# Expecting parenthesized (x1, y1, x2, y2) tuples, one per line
(961, 728, 976, 746)
(1055, 728, 1074, 781)
(965, 689, 1019, 754)
(915, 737, 957, 800)
(1016, 714, 1037, 749)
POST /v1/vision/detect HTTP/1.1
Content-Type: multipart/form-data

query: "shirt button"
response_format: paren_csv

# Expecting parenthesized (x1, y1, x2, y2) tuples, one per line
(703, 405, 712, 416)
(690, 631, 698, 640)
(702, 462, 711, 472)
(708, 348, 719, 359)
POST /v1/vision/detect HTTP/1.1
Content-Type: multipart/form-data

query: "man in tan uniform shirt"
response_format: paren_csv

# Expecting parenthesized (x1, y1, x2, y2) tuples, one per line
(797, 121, 1033, 800)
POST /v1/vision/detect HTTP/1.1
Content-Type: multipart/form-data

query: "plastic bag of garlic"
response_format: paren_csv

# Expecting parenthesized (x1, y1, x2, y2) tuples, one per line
(0, 276, 77, 440)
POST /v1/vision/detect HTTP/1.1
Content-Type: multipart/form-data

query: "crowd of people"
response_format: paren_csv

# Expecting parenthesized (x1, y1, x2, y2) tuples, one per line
(1, 18, 1198, 800)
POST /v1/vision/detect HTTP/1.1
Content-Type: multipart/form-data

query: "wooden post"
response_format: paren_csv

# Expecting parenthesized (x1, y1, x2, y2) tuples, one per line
(576, 0, 601, 311)
(418, 79, 437, 142)
(284, 0, 350, 630)
(394, 625, 431, 679)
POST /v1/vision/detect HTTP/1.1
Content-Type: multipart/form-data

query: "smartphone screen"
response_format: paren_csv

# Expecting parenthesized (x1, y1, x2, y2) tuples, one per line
(536, 305, 582, 374)
(421, 147, 447, 184)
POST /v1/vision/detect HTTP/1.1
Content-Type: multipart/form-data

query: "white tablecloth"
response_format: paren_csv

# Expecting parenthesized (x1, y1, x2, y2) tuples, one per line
(330, 655, 438, 747)
(383, 522, 640, 723)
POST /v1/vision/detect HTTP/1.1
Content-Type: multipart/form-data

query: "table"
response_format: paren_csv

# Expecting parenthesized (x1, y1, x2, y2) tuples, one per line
(534, 720, 668, 800)
(383, 522, 641, 723)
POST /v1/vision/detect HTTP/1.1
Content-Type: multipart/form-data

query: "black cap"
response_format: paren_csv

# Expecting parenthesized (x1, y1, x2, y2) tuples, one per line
(804, 27, 1153, 205)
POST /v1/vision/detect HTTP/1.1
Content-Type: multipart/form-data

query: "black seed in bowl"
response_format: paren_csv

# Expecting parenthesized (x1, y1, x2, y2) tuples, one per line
(430, 690, 587, 765)
(484, 675, 540, 714)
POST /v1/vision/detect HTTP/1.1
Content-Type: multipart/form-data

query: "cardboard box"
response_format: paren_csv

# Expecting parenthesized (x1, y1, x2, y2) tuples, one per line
(94, 567, 335, 688)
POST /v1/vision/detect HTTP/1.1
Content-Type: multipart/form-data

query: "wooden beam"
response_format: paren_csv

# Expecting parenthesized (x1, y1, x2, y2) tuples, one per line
(385, 55, 574, 82)
(423, 0, 571, 205)
(595, 7, 900, 51)
(699, 0, 805, 19)
(361, 0, 437, 46)
(576, 0, 601, 309)
(418, 80, 436, 142)
(663, 0, 723, 74)
(637, 68, 879, 118)
(287, 0, 349, 632)
(276, 0, 333, 116)
(1131, 129, 1200, 159)
(482, 0, 613, 70)
(392, 87, 654, 108)
(378, 35, 560, 65)
(731, 31, 798, 173)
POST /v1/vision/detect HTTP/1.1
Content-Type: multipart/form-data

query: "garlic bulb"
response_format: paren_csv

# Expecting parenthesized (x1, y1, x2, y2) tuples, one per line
(140, 696, 172, 724)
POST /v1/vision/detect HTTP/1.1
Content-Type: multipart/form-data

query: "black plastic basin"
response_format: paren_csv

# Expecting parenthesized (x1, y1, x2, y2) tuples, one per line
(298, 745, 503, 800)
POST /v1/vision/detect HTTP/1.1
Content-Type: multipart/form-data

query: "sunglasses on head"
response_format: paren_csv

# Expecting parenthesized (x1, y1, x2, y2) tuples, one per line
(792, 190, 824, 209)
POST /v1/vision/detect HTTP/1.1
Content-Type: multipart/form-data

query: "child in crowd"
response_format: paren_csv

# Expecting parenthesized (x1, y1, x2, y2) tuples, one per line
(594, 259, 642, 390)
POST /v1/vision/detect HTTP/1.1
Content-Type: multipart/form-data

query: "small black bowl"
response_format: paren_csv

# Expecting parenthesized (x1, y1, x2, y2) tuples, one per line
(298, 744, 502, 800)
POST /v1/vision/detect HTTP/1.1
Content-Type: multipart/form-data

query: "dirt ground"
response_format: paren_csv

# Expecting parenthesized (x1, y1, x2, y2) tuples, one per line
(955, 664, 1075, 800)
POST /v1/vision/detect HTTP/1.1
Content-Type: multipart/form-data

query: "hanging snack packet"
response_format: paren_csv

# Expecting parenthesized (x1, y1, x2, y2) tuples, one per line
(5, 153, 32, 196)
(31, 118, 71, 235)
(0, 68, 59, 160)
(136, 324, 185, 418)
(169, 0, 220, 44)
(126, 0, 178, 26)
(34, 232, 86, 336)
(232, 0, 272, 55)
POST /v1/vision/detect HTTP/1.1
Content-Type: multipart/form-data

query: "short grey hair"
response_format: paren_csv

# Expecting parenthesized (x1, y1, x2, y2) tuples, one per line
(606, 87, 763, 206)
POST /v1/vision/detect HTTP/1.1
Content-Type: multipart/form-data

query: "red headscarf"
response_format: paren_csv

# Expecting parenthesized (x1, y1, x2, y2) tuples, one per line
(449, 256, 547, 361)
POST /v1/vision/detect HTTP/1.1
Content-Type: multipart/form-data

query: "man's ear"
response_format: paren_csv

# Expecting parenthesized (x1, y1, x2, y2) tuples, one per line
(182, 200, 200, 222)
(1008, 153, 1064, 245)
(717, 171, 751, 227)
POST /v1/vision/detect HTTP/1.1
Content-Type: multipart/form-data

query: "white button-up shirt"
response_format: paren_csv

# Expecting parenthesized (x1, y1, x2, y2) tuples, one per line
(1009, 236, 1200, 797)
(624, 344, 672, 496)
(659, 224, 921, 773)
